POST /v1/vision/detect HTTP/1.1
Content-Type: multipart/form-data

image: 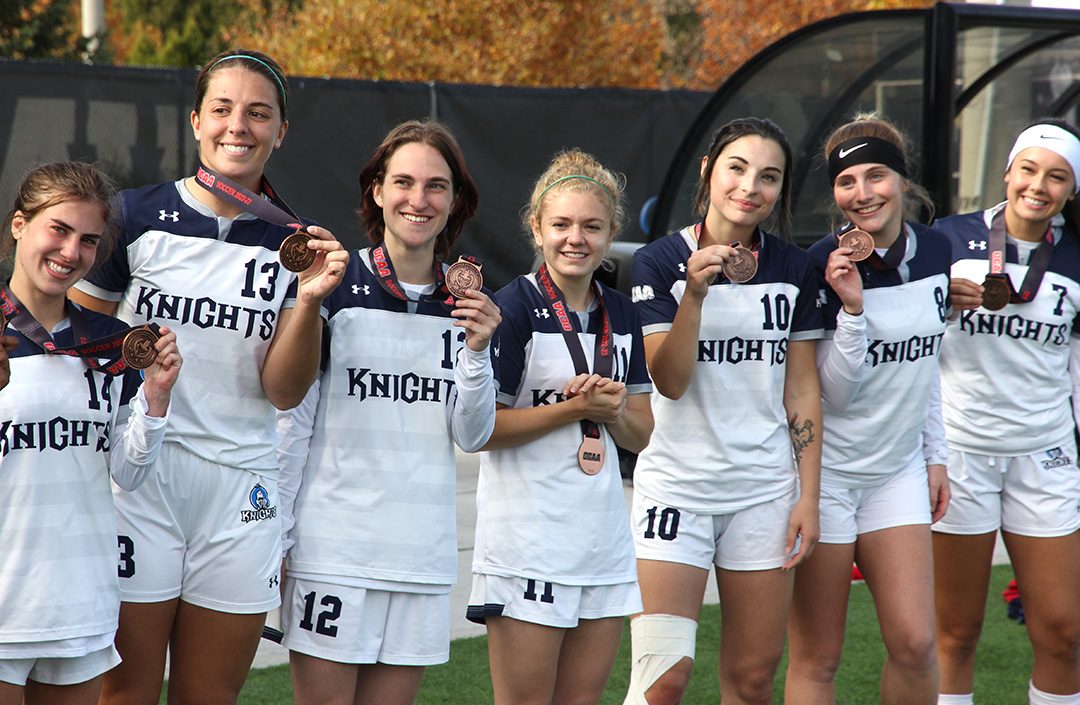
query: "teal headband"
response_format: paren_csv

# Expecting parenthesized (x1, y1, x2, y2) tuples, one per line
(538, 175, 615, 204)
(210, 54, 287, 112)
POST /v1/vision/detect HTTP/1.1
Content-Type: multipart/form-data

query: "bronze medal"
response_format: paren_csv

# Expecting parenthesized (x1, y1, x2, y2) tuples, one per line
(279, 230, 316, 272)
(122, 326, 160, 370)
(980, 275, 1012, 311)
(445, 257, 483, 298)
(578, 435, 605, 475)
(721, 243, 758, 283)
(838, 228, 874, 262)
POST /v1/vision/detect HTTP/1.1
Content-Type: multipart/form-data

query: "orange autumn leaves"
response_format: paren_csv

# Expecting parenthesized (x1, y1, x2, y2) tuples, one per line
(89, 0, 932, 90)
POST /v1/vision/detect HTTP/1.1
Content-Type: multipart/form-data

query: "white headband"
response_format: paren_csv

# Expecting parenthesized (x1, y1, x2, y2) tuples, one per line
(1007, 123, 1080, 193)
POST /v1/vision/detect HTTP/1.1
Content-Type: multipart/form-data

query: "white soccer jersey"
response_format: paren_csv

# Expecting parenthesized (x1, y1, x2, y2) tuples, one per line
(0, 311, 165, 646)
(811, 223, 952, 488)
(631, 227, 824, 514)
(937, 205, 1080, 455)
(280, 249, 496, 588)
(74, 181, 301, 470)
(473, 275, 651, 585)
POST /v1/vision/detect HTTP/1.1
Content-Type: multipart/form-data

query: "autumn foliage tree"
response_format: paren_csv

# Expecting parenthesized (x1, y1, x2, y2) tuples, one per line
(227, 0, 667, 89)
(14, 0, 932, 90)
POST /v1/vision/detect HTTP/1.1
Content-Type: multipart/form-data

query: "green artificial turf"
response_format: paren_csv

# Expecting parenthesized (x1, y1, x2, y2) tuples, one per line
(159, 563, 1031, 704)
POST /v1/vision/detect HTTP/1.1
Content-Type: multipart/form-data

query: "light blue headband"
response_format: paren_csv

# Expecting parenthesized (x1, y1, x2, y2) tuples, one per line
(210, 54, 287, 112)
(538, 174, 615, 204)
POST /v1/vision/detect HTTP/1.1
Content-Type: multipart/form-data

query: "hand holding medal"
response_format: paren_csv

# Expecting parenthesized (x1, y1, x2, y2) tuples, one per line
(445, 256, 501, 352)
(278, 229, 316, 272)
(445, 256, 484, 298)
(947, 277, 986, 311)
(291, 225, 349, 301)
(979, 275, 1012, 311)
(686, 222, 759, 294)
(826, 231, 867, 315)
(837, 228, 874, 262)
(134, 325, 183, 414)
(720, 242, 758, 283)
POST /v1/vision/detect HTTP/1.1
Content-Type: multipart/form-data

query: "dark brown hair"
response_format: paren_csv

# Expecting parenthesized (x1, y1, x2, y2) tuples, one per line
(694, 117, 793, 237)
(194, 49, 289, 121)
(357, 120, 479, 262)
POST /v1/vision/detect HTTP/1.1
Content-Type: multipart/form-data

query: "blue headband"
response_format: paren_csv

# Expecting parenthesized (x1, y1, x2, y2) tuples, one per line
(210, 54, 287, 112)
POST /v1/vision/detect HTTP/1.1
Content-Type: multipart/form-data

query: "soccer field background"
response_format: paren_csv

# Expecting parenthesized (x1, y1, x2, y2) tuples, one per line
(161, 563, 1030, 704)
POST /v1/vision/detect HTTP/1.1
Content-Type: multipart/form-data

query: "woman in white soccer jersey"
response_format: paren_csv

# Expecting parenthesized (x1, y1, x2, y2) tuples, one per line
(0, 162, 181, 705)
(275, 120, 499, 705)
(784, 115, 951, 705)
(467, 149, 653, 705)
(67, 50, 348, 705)
(625, 117, 822, 705)
(933, 119, 1080, 705)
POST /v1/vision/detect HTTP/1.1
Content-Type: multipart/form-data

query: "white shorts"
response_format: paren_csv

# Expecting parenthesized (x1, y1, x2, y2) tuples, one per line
(0, 645, 120, 686)
(819, 463, 931, 544)
(631, 488, 798, 571)
(280, 576, 449, 666)
(933, 440, 1080, 537)
(466, 574, 641, 629)
(113, 443, 281, 612)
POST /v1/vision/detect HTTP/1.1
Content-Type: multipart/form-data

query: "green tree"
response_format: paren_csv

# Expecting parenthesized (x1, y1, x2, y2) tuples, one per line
(0, 0, 88, 60)
(108, 0, 243, 67)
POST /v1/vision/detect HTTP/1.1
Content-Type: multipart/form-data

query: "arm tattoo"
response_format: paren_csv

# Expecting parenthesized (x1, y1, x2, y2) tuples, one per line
(789, 415, 815, 466)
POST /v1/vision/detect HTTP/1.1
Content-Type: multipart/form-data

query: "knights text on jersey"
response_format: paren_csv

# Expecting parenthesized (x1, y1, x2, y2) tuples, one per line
(285, 249, 479, 587)
(810, 223, 951, 487)
(630, 227, 824, 514)
(936, 207, 1080, 455)
(74, 181, 302, 470)
(474, 274, 651, 585)
(0, 314, 139, 644)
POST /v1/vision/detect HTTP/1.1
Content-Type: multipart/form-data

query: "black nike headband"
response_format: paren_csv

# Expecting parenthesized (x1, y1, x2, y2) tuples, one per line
(827, 137, 908, 184)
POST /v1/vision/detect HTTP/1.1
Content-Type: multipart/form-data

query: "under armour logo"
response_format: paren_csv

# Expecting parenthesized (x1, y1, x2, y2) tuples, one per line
(534, 308, 550, 319)
(158, 210, 179, 222)
(968, 240, 987, 251)
(678, 263, 686, 273)
(351, 284, 370, 296)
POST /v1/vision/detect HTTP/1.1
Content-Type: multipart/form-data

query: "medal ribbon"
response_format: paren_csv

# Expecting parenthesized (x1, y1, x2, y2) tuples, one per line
(535, 264, 613, 444)
(987, 210, 1054, 303)
(0, 286, 158, 374)
(368, 245, 453, 305)
(193, 161, 303, 229)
